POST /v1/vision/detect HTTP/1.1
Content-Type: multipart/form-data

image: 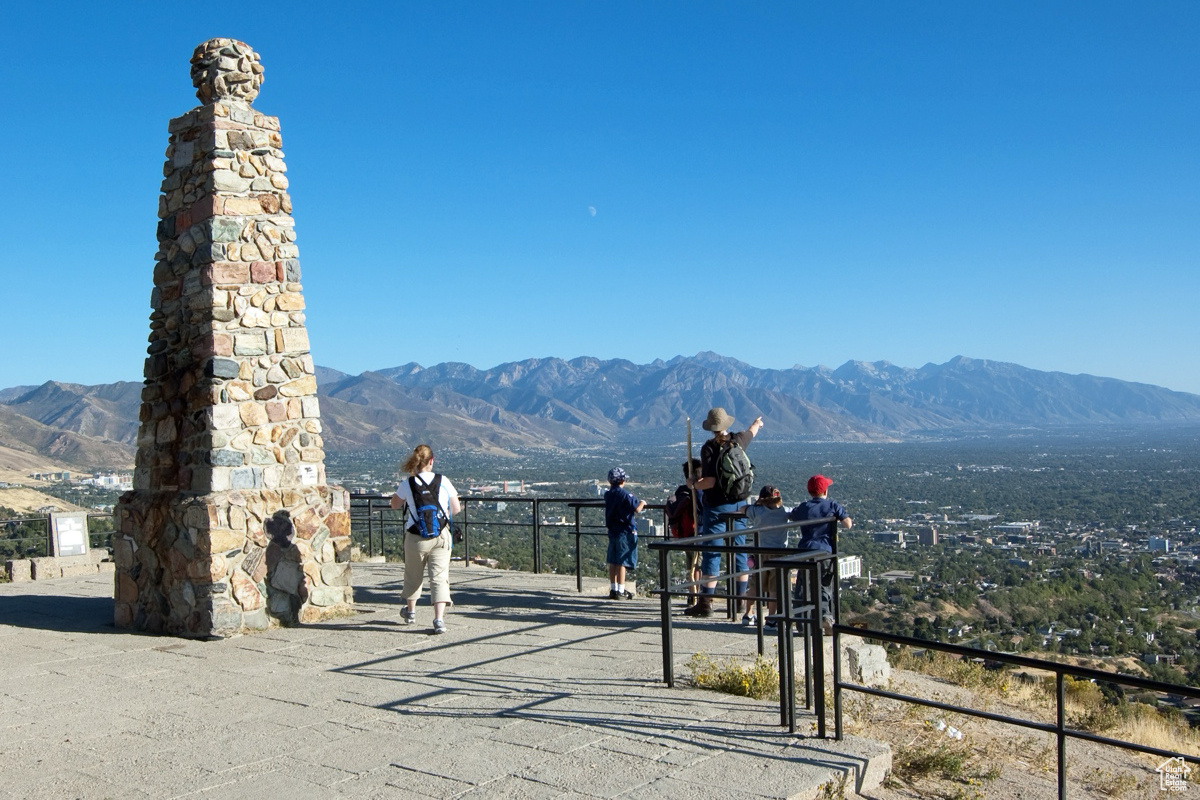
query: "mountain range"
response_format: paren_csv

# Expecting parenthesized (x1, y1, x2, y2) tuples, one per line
(3, 353, 1200, 469)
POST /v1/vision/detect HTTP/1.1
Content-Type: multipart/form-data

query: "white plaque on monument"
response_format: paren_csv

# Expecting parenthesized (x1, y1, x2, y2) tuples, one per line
(299, 465, 319, 486)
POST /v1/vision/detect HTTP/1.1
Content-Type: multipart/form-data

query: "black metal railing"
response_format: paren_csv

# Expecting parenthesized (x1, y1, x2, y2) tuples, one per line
(0, 513, 114, 561)
(649, 513, 1200, 800)
(648, 516, 837, 689)
(830, 625, 1200, 800)
(349, 493, 669, 588)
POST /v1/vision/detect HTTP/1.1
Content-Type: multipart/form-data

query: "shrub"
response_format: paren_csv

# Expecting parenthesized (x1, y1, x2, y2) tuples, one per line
(686, 653, 779, 700)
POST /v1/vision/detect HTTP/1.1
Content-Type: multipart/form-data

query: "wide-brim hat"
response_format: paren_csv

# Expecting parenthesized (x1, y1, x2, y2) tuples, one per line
(702, 407, 735, 432)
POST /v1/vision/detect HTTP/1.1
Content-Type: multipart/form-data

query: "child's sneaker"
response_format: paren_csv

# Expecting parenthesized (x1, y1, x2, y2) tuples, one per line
(432, 618, 446, 634)
(742, 613, 756, 626)
(401, 609, 416, 625)
(622, 590, 635, 600)
(608, 589, 621, 600)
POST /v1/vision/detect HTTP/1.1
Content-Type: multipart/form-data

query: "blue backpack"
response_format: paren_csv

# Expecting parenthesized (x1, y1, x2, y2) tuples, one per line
(406, 474, 449, 538)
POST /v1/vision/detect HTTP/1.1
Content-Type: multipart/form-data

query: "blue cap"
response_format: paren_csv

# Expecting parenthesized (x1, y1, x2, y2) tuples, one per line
(607, 467, 627, 484)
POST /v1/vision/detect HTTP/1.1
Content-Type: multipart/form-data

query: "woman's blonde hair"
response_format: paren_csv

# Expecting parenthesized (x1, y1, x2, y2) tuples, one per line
(401, 444, 434, 475)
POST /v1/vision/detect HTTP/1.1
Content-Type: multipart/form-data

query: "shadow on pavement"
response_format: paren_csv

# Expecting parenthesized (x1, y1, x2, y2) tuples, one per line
(0, 594, 115, 633)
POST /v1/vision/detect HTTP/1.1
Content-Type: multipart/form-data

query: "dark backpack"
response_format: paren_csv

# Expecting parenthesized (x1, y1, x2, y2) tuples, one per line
(716, 441, 754, 501)
(406, 474, 449, 538)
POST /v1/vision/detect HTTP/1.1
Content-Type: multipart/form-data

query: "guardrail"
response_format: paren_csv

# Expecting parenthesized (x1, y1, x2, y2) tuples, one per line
(349, 493, 668, 589)
(1, 513, 114, 560)
(649, 514, 1200, 800)
(831, 625, 1200, 799)
(647, 516, 837, 689)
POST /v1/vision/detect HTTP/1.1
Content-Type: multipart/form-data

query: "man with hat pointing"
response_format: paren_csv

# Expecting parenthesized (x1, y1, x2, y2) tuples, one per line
(684, 407, 763, 618)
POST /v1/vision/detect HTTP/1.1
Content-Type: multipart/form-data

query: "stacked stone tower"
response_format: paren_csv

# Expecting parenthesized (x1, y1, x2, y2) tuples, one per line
(113, 39, 354, 637)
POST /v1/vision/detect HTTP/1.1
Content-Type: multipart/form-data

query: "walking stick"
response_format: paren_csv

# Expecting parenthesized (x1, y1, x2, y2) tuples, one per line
(686, 417, 697, 525)
(685, 417, 699, 606)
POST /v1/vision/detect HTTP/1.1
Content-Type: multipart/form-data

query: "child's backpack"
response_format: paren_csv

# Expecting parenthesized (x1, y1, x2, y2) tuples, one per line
(716, 442, 755, 501)
(406, 474, 449, 538)
(667, 488, 695, 538)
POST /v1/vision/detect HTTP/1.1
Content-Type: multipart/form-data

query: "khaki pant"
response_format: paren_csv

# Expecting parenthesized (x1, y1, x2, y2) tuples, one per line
(403, 530, 453, 605)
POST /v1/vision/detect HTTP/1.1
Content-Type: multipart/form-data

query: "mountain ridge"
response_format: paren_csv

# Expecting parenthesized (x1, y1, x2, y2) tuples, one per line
(2, 354, 1199, 467)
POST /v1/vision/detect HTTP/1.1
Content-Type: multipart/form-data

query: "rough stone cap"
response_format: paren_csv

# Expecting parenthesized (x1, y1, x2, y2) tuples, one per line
(191, 38, 264, 104)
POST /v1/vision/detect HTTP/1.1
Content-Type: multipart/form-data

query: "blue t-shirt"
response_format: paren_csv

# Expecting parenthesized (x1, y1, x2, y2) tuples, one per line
(744, 504, 791, 549)
(787, 497, 849, 553)
(604, 485, 640, 536)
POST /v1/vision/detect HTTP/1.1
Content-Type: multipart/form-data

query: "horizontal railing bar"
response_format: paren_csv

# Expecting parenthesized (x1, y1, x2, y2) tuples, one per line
(837, 626, 1200, 699)
(841, 681, 1059, 735)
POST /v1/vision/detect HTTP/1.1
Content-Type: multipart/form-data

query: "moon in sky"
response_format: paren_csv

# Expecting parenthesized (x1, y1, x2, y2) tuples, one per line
(587, 206, 597, 217)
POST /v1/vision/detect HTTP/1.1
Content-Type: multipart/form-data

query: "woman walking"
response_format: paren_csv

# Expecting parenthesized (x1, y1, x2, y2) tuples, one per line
(390, 444, 462, 634)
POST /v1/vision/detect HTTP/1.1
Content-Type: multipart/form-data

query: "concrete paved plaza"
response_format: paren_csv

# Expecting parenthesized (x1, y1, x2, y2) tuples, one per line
(0, 564, 889, 799)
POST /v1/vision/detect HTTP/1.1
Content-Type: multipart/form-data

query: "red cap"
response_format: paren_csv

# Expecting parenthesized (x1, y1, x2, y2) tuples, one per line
(807, 475, 833, 495)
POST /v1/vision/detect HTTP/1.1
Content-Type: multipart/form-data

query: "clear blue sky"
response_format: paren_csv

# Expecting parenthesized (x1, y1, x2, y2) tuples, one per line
(2, 3, 1198, 393)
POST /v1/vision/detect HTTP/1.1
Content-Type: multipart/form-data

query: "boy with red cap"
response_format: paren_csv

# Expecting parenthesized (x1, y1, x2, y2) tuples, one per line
(787, 475, 852, 634)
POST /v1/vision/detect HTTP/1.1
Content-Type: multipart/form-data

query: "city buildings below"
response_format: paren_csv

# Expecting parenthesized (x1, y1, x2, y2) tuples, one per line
(873, 531, 905, 547)
(469, 480, 528, 494)
(838, 554, 862, 581)
(30, 472, 71, 482)
(81, 473, 133, 491)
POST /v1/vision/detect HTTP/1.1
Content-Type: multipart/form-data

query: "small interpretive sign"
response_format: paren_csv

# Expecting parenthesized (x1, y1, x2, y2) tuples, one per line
(49, 512, 89, 557)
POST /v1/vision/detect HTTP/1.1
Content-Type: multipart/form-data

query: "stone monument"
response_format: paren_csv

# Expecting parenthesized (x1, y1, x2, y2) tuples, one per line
(113, 39, 354, 637)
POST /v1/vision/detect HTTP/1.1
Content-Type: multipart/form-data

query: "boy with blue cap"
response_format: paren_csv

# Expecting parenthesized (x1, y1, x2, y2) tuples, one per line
(605, 467, 646, 599)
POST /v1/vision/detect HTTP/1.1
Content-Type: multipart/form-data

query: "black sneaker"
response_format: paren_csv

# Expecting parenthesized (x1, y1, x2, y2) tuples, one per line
(608, 589, 621, 600)
(622, 590, 635, 600)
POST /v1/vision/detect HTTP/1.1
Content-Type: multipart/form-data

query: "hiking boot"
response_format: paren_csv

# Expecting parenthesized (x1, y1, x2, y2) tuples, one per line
(683, 598, 712, 618)
(401, 609, 416, 625)
(432, 618, 446, 634)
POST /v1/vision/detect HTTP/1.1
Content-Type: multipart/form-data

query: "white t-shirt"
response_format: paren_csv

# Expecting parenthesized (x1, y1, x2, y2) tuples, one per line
(394, 471, 459, 531)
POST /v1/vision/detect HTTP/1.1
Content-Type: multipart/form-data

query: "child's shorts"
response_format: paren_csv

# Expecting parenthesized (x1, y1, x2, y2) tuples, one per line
(606, 531, 638, 569)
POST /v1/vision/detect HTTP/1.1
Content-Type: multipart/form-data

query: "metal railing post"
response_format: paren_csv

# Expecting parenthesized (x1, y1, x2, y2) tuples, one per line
(832, 533, 843, 740)
(367, 500, 376, 558)
(782, 567, 797, 731)
(532, 499, 542, 574)
(659, 548, 674, 687)
(1057, 672, 1067, 800)
(812, 567, 826, 738)
(458, 496, 468, 567)
(724, 514, 735, 619)
(574, 504, 583, 594)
